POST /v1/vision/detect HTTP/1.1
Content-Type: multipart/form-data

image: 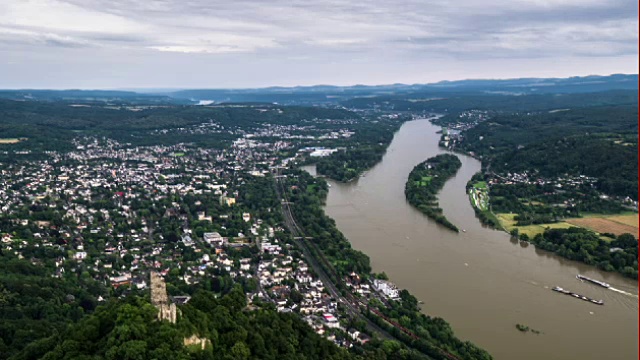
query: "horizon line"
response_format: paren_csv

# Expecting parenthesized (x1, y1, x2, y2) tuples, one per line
(0, 73, 636, 92)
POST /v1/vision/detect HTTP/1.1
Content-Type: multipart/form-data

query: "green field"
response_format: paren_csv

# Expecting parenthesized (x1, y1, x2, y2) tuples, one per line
(496, 213, 575, 237)
(472, 181, 487, 189)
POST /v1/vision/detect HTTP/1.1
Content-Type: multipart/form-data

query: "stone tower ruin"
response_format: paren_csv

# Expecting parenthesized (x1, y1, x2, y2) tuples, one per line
(150, 272, 177, 323)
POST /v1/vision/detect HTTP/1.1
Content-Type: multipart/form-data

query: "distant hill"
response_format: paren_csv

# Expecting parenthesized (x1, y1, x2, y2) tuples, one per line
(163, 74, 638, 104)
(429, 73, 638, 92)
(0, 89, 187, 105)
(0, 74, 636, 105)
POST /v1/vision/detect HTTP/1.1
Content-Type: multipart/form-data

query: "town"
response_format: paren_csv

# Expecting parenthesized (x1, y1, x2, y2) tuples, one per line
(0, 109, 405, 349)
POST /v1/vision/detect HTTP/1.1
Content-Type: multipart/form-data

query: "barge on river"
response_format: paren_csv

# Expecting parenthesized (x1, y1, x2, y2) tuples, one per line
(576, 274, 610, 288)
(552, 286, 604, 305)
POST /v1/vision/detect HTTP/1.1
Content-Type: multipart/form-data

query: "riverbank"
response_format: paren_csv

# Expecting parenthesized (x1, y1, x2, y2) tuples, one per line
(287, 168, 492, 359)
(456, 149, 638, 279)
(319, 117, 638, 360)
(313, 115, 414, 182)
(465, 172, 502, 230)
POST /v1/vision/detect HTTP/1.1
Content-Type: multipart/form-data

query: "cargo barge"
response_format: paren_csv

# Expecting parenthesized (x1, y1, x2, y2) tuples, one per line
(552, 286, 604, 305)
(576, 274, 610, 288)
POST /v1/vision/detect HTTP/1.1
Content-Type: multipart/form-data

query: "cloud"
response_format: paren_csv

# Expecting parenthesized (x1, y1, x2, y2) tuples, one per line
(0, 0, 636, 56)
(0, 0, 636, 87)
(0, 27, 90, 47)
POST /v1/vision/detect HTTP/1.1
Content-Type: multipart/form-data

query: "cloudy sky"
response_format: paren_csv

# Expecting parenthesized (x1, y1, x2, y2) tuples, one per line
(0, 0, 637, 88)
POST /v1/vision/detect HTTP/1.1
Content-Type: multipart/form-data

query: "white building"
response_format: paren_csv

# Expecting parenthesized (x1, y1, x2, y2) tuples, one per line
(373, 279, 400, 299)
(203, 232, 225, 246)
(322, 313, 340, 328)
(310, 149, 338, 157)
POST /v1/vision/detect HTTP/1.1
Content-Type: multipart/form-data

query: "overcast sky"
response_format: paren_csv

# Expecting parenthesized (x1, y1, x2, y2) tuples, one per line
(0, 0, 637, 89)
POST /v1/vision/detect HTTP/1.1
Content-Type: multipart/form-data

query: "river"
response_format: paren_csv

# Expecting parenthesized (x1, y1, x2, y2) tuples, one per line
(303, 117, 638, 360)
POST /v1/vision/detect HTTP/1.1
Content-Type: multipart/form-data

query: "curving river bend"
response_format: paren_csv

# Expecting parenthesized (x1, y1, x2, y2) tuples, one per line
(305, 117, 638, 360)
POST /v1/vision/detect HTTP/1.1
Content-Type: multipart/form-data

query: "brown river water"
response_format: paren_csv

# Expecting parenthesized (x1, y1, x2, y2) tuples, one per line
(303, 117, 638, 360)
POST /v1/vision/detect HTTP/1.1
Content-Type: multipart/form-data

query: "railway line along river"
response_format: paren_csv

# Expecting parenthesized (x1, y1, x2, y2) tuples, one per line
(304, 117, 638, 360)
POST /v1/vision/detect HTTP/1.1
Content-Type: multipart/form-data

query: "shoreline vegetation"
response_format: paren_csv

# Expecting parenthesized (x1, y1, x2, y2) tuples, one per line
(464, 167, 638, 279)
(466, 172, 502, 230)
(446, 135, 638, 279)
(404, 154, 462, 232)
(313, 115, 441, 183)
(289, 169, 492, 360)
(314, 116, 412, 182)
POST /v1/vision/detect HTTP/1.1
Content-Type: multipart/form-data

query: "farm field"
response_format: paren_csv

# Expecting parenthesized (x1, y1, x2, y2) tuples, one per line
(496, 212, 639, 239)
(566, 214, 638, 238)
(496, 213, 575, 238)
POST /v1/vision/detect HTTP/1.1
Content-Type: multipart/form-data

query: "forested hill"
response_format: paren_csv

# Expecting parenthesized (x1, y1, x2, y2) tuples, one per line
(341, 90, 638, 113)
(0, 90, 184, 104)
(10, 287, 357, 360)
(0, 249, 431, 360)
(457, 105, 638, 199)
(2, 74, 635, 105)
(0, 99, 357, 156)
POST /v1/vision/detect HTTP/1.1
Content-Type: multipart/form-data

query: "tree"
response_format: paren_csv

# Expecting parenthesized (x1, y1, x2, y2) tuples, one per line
(229, 341, 250, 360)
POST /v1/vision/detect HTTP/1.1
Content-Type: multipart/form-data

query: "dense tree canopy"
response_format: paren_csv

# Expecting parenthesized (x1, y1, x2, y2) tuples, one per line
(531, 228, 638, 279)
(458, 105, 638, 200)
(405, 154, 462, 232)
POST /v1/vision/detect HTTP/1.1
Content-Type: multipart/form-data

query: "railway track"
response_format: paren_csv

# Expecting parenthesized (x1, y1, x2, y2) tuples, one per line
(274, 168, 461, 360)
(275, 168, 395, 339)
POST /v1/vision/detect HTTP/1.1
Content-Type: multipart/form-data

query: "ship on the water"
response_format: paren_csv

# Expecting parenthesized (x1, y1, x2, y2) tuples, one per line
(552, 286, 604, 305)
(576, 274, 610, 288)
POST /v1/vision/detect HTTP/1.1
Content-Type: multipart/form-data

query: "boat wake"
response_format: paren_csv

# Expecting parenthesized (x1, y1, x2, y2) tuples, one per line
(608, 287, 639, 298)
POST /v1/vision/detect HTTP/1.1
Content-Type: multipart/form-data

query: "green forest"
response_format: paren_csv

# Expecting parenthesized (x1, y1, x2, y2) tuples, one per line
(457, 105, 638, 200)
(404, 154, 462, 232)
(0, 100, 357, 160)
(0, 233, 472, 360)
(0, 252, 107, 359)
(8, 285, 356, 360)
(529, 228, 638, 279)
(342, 90, 638, 114)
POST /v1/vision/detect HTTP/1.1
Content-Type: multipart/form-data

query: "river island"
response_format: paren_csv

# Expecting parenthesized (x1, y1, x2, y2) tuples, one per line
(405, 154, 462, 232)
